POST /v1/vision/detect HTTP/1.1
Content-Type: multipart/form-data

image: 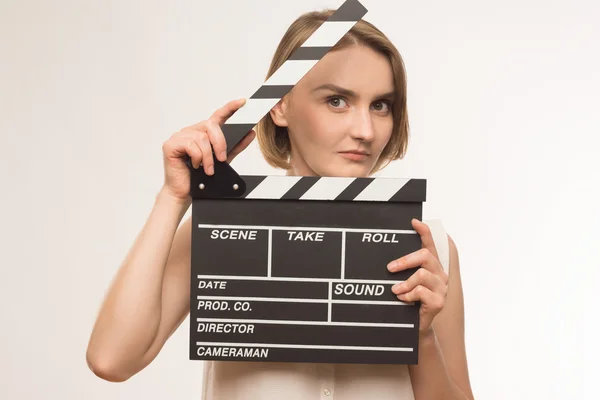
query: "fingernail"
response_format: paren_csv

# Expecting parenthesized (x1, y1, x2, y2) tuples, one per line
(208, 165, 214, 175)
(391, 283, 403, 294)
(220, 151, 227, 160)
(387, 261, 396, 271)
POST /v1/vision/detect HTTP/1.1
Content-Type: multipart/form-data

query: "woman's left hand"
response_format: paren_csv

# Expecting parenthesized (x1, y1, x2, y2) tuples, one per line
(388, 219, 448, 335)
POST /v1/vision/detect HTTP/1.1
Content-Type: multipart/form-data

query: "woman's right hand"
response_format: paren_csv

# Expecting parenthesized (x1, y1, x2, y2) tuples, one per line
(160, 98, 255, 202)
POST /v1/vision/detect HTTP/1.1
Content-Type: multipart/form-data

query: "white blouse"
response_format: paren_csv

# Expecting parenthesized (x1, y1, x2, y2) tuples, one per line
(200, 219, 450, 400)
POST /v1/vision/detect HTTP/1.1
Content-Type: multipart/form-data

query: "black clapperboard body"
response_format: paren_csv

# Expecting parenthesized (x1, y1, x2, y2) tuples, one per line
(188, 0, 426, 365)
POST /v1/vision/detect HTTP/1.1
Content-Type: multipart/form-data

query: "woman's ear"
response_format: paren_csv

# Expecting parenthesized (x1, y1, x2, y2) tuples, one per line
(269, 96, 289, 127)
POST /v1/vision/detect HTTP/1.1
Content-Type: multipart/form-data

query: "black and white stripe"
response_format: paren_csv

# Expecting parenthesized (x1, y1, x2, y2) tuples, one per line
(222, 0, 368, 153)
(236, 176, 425, 202)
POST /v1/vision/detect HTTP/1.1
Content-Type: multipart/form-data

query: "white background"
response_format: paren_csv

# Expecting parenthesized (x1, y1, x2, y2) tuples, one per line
(1, 0, 599, 399)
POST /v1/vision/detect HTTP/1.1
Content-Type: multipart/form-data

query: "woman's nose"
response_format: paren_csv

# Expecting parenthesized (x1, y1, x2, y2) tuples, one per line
(349, 108, 375, 141)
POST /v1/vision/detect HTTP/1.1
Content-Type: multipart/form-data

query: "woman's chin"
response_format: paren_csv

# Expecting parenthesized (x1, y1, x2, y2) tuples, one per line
(318, 163, 372, 178)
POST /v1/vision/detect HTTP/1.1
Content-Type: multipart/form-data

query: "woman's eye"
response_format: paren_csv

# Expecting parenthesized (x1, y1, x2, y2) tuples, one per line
(328, 97, 347, 108)
(372, 100, 391, 112)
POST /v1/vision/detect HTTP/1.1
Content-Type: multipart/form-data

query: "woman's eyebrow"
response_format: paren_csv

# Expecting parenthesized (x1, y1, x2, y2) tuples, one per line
(312, 83, 395, 99)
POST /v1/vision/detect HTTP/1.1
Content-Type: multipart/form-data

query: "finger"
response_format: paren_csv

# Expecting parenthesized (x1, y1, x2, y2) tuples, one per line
(227, 129, 256, 162)
(209, 98, 247, 126)
(180, 130, 214, 174)
(203, 119, 228, 162)
(399, 285, 444, 332)
(411, 219, 439, 260)
(180, 98, 246, 133)
(194, 131, 214, 175)
(397, 285, 444, 312)
(391, 267, 445, 295)
(387, 247, 444, 278)
(163, 136, 203, 169)
(180, 120, 227, 162)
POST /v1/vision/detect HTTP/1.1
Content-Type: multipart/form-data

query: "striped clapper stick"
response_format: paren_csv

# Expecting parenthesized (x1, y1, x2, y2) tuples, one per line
(221, 0, 370, 155)
(189, 0, 428, 365)
(189, 0, 370, 197)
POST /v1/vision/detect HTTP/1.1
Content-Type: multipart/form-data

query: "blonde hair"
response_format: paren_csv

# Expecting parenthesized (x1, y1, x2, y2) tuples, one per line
(256, 9, 410, 175)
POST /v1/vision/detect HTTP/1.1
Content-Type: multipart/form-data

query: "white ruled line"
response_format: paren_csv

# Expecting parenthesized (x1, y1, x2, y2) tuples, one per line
(196, 318, 414, 328)
(196, 341, 413, 352)
(335, 299, 411, 305)
(267, 228, 272, 277)
(328, 282, 332, 322)
(196, 295, 411, 306)
(197, 223, 416, 234)
(341, 230, 346, 279)
(197, 275, 403, 284)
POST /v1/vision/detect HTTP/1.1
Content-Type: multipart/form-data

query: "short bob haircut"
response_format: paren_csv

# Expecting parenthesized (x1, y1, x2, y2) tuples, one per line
(256, 8, 410, 175)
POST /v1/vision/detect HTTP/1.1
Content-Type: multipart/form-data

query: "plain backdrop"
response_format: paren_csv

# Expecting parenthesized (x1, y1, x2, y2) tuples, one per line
(1, 0, 599, 399)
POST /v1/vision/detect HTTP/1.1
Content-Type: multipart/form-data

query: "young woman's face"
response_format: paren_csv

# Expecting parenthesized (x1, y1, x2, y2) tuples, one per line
(271, 44, 395, 177)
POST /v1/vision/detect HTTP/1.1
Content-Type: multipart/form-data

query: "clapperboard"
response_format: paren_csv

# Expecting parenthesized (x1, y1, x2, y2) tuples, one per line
(188, 0, 427, 364)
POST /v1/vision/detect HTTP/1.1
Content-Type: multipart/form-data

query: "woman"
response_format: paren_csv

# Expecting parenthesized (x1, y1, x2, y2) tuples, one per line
(86, 8, 474, 400)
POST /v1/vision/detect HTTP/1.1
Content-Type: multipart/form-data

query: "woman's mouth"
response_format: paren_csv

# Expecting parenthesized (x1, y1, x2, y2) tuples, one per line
(338, 151, 369, 161)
